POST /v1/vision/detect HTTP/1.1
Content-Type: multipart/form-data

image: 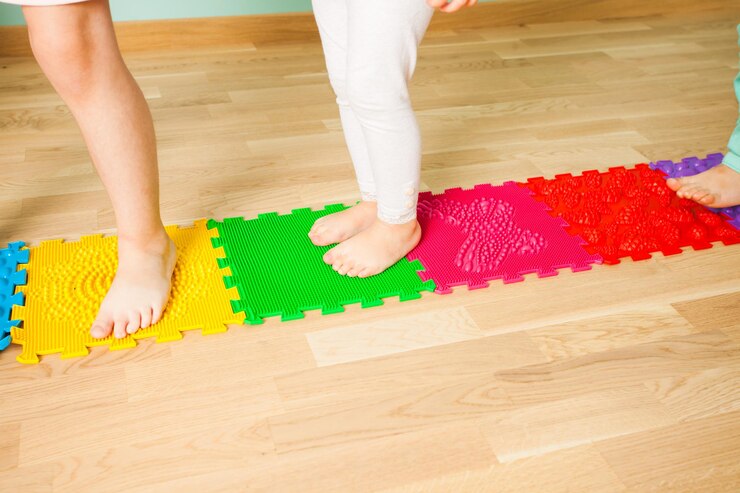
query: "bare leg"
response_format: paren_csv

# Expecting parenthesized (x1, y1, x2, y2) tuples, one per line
(23, 0, 175, 339)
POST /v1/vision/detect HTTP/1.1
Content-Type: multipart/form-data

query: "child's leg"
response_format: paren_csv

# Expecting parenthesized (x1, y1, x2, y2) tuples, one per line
(323, 0, 434, 277)
(309, 0, 379, 246)
(23, 0, 176, 338)
(667, 24, 740, 207)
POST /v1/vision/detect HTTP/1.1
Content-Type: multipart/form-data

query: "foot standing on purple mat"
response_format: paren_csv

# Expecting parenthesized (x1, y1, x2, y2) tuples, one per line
(307, 0, 477, 278)
(667, 24, 740, 207)
(3, 0, 176, 339)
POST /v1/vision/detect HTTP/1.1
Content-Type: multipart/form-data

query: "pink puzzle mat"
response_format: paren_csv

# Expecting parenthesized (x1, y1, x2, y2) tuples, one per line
(407, 182, 603, 294)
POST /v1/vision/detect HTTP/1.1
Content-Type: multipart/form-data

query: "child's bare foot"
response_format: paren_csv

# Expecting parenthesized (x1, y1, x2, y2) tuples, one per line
(89, 230, 176, 339)
(323, 218, 421, 277)
(666, 164, 740, 208)
(309, 201, 378, 246)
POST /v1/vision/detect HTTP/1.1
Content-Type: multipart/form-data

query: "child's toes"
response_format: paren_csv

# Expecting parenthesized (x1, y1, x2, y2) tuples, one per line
(666, 178, 681, 192)
(140, 307, 153, 329)
(690, 188, 709, 202)
(323, 249, 336, 264)
(699, 194, 716, 205)
(125, 311, 141, 334)
(151, 303, 165, 325)
(334, 261, 348, 274)
(310, 217, 326, 232)
(90, 316, 113, 339)
(311, 224, 326, 237)
(325, 245, 347, 265)
(113, 316, 128, 339)
(677, 185, 697, 199)
(340, 261, 356, 276)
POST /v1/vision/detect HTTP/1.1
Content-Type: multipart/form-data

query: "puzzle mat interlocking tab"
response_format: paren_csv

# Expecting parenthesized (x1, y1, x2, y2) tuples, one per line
(0, 242, 28, 351)
(523, 164, 740, 264)
(406, 182, 602, 294)
(10, 219, 242, 364)
(650, 153, 740, 230)
(207, 205, 436, 325)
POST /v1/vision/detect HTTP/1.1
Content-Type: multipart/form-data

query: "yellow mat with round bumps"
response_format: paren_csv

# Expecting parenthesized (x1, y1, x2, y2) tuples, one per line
(11, 219, 242, 364)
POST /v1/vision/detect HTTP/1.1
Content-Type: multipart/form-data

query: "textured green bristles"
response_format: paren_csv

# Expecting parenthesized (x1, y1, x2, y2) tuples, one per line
(207, 205, 435, 325)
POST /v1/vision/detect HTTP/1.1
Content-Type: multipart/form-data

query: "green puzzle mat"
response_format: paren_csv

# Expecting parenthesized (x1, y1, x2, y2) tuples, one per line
(207, 205, 436, 324)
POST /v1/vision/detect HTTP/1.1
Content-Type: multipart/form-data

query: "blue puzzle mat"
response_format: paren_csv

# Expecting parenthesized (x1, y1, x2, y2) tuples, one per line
(0, 242, 28, 351)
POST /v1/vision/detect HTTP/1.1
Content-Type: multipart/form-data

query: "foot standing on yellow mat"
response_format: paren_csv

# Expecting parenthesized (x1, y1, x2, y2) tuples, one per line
(307, 0, 477, 278)
(6, 0, 176, 338)
(667, 24, 740, 207)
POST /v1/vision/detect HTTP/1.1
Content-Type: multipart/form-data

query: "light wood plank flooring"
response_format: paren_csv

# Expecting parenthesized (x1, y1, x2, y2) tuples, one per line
(1, 7, 739, 493)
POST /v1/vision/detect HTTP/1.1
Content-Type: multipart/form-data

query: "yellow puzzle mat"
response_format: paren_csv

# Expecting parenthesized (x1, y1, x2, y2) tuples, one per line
(10, 219, 242, 364)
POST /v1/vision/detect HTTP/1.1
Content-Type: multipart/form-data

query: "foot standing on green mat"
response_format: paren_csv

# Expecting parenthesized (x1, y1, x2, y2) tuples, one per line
(4, 0, 176, 339)
(307, 0, 477, 278)
(667, 24, 740, 207)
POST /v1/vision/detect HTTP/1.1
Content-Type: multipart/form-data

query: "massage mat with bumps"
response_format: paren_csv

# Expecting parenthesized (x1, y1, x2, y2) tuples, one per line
(5, 156, 739, 364)
(0, 242, 28, 351)
(523, 164, 740, 264)
(207, 205, 435, 325)
(406, 182, 602, 294)
(10, 220, 242, 364)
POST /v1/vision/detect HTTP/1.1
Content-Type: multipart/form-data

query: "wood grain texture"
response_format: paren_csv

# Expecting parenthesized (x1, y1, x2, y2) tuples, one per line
(381, 445, 625, 493)
(479, 385, 676, 463)
(1, 4, 740, 491)
(672, 292, 740, 340)
(306, 306, 484, 367)
(527, 306, 699, 361)
(596, 411, 740, 491)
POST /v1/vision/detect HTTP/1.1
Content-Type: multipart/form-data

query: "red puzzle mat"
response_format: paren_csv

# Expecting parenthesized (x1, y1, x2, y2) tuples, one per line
(522, 164, 740, 264)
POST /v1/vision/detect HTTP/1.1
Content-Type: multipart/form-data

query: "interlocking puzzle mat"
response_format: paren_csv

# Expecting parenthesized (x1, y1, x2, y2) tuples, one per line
(523, 164, 740, 264)
(406, 182, 602, 294)
(650, 153, 740, 230)
(207, 205, 435, 324)
(10, 219, 242, 364)
(0, 242, 28, 351)
(5, 157, 740, 364)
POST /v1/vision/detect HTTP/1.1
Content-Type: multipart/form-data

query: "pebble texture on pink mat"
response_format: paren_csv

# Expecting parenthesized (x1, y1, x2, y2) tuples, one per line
(407, 182, 603, 294)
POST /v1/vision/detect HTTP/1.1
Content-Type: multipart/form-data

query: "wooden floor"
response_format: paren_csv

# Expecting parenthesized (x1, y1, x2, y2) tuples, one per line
(1, 6, 740, 493)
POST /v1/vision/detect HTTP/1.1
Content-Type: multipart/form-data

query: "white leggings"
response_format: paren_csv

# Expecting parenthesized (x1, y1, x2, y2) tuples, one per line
(312, 0, 434, 224)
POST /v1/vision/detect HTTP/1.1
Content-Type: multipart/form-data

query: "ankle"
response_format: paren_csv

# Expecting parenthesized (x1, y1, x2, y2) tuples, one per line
(117, 225, 170, 253)
(717, 164, 738, 176)
(376, 217, 420, 234)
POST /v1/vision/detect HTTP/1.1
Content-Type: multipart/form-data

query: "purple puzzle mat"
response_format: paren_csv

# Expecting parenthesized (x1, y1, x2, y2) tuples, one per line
(650, 153, 740, 230)
(406, 182, 603, 294)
